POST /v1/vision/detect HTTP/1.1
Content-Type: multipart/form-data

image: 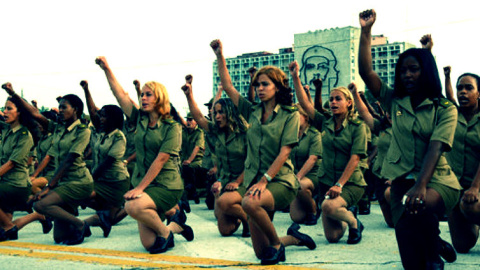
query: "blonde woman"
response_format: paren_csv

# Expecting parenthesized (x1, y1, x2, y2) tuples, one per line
(96, 56, 192, 254)
(291, 61, 368, 245)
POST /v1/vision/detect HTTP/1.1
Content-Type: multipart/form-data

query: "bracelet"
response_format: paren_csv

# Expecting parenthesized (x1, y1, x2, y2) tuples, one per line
(263, 173, 272, 182)
(335, 182, 343, 188)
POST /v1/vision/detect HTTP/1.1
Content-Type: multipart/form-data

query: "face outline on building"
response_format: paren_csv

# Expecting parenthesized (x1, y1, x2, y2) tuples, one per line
(300, 45, 339, 91)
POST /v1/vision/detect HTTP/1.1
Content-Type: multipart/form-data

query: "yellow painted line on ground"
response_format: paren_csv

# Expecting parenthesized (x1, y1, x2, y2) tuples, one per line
(0, 241, 320, 269)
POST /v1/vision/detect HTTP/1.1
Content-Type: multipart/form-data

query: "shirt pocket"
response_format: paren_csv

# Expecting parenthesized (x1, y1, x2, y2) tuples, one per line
(385, 149, 401, 164)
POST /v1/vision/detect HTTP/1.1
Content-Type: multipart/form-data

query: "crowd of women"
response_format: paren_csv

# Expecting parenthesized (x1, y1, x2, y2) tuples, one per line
(0, 8, 479, 269)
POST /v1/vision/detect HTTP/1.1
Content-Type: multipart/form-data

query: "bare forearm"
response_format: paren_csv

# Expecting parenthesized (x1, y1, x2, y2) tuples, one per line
(445, 76, 457, 105)
(216, 54, 239, 106)
(292, 75, 315, 119)
(49, 153, 77, 187)
(185, 94, 209, 131)
(103, 67, 133, 117)
(136, 153, 169, 191)
(187, 146, 201, 163)
(416, 141, 444, 188)
(31, 155, 52, 178)
(296, 155, 318, 180)
(0, 160, 15, 176)
(337, 155, 360, 186)
(353, 91, 375, 130)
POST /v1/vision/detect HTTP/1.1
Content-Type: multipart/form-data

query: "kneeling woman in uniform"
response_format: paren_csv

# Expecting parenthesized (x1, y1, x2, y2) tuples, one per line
(0, 85, 36, 241)
(96, 56, 193, 254)
(182, 82, 250, 237)
(291, 61, 368, 245)
(212, 40, 316, 266)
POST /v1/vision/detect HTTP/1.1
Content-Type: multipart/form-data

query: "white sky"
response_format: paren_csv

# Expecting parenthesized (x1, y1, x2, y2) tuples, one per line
(1, 0, 478, 115)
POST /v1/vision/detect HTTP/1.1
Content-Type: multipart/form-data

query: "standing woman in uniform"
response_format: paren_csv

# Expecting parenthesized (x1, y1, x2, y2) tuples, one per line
(211, 40, 315, 265)
(96, 56, 192, 254)
(291, 61, 368, 245)
(288, 103, 322, 226)
(444, 71, 480, 254)
(80, 80, 130, 238)
(0, 85, 35, 241)
(359, 9, 460, 269)
(181, 82, 250, 237)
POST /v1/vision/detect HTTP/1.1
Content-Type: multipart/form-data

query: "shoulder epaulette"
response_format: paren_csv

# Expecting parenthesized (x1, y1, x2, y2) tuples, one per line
(349, 118, 362, 126)
(162, 118, 176, 125)
(281, 105, 298, 113)
(438, 98, 455, 108)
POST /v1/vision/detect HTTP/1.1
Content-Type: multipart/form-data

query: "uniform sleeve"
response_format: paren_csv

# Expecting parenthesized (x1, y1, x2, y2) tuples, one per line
(350, 122, 368, 159)
(311, 110, 326, 131)
(69, 127, 91, 155)
(159, 123, 182, 156)
(308, 129, 322, 158)
(107, 132, 127, 160)
(378, 80, 395, 114)
(194, 129, 205, 149)
(281, 111, 300, 147)
(9, 130, 34, 165)
(431, 105, 458, 151)
(128, 106, 140, 126)
(237, 95, 252, 121)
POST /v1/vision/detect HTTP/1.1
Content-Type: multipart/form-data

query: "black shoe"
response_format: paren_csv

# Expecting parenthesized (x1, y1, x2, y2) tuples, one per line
(148, 232, 174, 254)
(304, 212, 318, 226)
(241, 223, 250, 238)
(39, 216, 53, 234)
(261, 244, 285, 265)
(347, 219, 364, 244)
(64, 222, 91, 245)
(97, 211, 112, 238)
(426, 259, 445, 270)
(347, 205, 358, 219)
(287, 223, 316, 250)
(359, 201, 371, 215)
(439, 238, 456, 263)
(193, 193, 200, 204)
(0, 226, 19, 242)
(171, 213, 194, 241)
(179, 199, 191, 213)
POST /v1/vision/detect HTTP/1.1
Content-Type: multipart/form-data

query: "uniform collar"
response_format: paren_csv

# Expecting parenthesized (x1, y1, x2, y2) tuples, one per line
(104, 128, 118, 138)
(67, 119, 82, 132)
(10, 123, 23, 133)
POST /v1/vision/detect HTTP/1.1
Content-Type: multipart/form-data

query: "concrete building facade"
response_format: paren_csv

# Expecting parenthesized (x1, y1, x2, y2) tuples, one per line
(212, 26, 414, 101)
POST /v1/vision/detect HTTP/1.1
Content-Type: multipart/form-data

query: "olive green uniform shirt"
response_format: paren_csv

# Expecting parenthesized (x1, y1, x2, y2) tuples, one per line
(181, 126, 204, 167)
(446, 110, 480, 189)
(202, 131, 217, 170)
(290, 126, 322, 181)
(92, 128, 129, 182)
(0, 123, 34, 187)
(237, 96, 300, 189)
(47, 119, 93, 185)
(37, 124, 56, 179)
(311, 111, 368, 187)
(122, 121, 136, 160)
(129, 107, 182, 190)
(372, 124, 392, 179)
(378, 81, 461, 190)
(207, 122, 247, 185)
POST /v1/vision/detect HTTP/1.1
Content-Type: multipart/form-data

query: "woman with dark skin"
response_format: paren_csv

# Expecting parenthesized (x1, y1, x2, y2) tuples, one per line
(182, 82, 250, 237)
(444, 71, 480, 253)
(0, 87, 35, 241)
(4, 84, 94, 245)
(212, 39, 316, 265)
(291, 61, 368, 244)
(96, 56, 193, 254)
(359, 9, 460, 269)
(80, 80, 130, 237)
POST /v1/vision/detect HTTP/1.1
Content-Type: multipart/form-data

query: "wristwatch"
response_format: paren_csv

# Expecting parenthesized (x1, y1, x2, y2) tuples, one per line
(335, 182, 343, 188)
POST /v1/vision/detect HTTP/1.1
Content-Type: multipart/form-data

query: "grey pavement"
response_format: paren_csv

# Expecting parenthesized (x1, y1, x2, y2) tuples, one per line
(1, 201, 479, 269)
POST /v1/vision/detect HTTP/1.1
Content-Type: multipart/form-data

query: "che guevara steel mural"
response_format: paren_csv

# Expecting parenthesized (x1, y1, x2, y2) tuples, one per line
(299, 45, 339, 94)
